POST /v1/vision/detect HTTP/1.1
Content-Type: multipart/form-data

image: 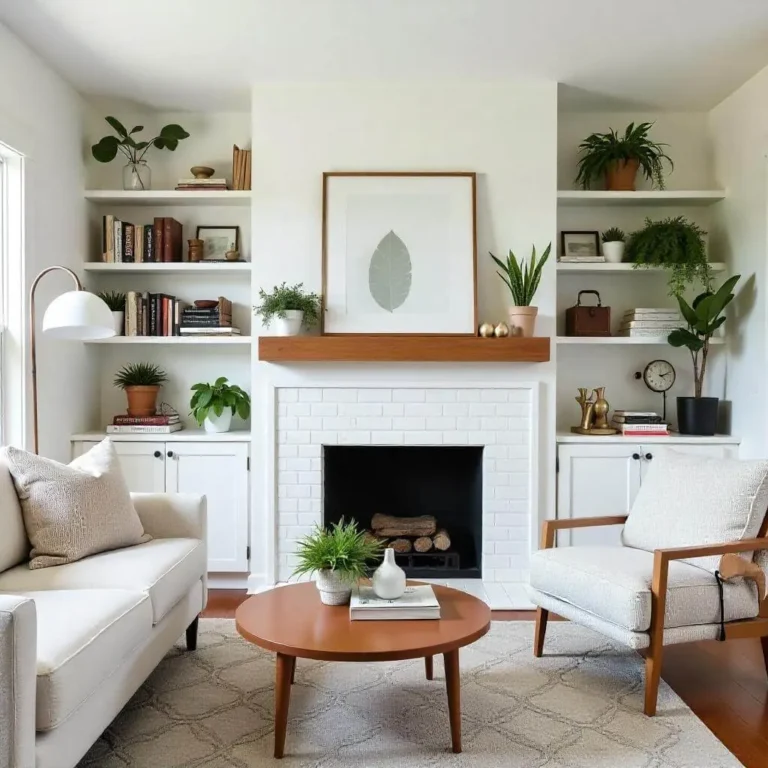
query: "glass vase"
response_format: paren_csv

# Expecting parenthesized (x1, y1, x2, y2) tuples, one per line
(122, 161, 151, 191)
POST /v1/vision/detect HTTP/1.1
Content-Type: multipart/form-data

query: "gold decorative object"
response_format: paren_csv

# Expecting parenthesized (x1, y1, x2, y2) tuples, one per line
(190, 166, 215, 179)
(592, 387, 610, 429)
(478, 323, 495, 338)
(494, 322, 510, 338)
(224, 248, 240, 261)
(571, 386, 618, 435)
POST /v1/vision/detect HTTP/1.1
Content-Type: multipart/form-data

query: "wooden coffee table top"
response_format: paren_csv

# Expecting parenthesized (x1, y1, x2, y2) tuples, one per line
(236, 582, 491, 662)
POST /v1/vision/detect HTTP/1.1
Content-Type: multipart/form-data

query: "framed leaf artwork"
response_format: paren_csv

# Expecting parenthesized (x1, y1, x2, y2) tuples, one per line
(321, 172, 478, 334)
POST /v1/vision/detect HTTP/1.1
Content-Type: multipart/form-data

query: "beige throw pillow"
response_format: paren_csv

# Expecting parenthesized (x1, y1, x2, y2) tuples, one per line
(3, 438, 151, 569)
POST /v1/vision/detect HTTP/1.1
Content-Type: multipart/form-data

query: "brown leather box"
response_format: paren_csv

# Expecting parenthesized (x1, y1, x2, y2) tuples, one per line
(565, 290, 611, 336)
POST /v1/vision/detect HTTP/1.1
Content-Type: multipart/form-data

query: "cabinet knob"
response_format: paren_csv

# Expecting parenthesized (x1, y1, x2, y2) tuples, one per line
(153, 450, 162, 459)
(167, 451, 174, 458)
(645, 453, 653, 460)
(632, 453, 640, 460)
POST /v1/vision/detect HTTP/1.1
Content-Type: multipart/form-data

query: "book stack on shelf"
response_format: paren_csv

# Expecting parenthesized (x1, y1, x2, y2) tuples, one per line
(125, 291, 184, 336)
(107, 413, 182, 435)
(175, 177, 228, 191)
(558, 254, 605, 264)
(102, 215, 182, 263)
(618, 308, 682, 338)
(611, 410, 669, 436)
(180, 298, 240, 336)
(349, 585, 441, 621)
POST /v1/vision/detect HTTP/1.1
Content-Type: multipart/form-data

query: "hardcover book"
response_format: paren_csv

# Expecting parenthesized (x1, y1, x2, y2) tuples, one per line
(349, 585, 441, 621)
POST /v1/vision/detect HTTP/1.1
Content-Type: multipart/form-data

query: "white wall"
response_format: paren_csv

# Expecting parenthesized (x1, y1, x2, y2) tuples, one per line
(0, 21, 96, 459)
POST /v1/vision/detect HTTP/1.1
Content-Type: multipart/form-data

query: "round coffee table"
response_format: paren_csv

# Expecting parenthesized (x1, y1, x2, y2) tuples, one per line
(235, 582, 491, 758)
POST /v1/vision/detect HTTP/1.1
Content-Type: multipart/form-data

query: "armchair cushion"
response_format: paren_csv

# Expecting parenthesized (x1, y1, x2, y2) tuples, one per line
(621, 449, 768, 572)
(529, 546, 759, 632)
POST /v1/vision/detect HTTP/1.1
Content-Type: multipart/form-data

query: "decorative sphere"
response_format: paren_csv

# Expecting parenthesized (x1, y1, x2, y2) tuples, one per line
(478, 323, 495, 337)
(494, 322, 510, 337)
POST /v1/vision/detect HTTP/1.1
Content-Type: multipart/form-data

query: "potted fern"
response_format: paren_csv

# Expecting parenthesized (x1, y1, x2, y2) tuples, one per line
(489, 243, 551, 337)
(189, 377, 251, 433)
(97, 291, 126, 335)
(601, 228, 626, 263)
(113, 363, 168, 417)
(254, 282, 322, 336)
(293, 520, 384, 605)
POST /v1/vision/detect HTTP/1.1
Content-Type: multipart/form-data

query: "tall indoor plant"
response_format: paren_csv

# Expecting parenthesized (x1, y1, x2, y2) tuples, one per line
(189, 377, 250, 433)
(254, 282, 322, 336)
(575, 122, 673, 191)
(113, 363, 168, 417)
(668, 275, 740, 435)
(489, 243, 551, 337)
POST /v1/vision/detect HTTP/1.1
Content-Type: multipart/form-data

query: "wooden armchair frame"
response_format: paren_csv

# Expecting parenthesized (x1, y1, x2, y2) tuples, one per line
(533, 515, 768, 716)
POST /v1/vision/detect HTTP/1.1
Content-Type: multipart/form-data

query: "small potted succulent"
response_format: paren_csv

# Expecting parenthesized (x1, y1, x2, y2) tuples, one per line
(189, 377, 251, 433)
(600, 228, 626, 263)
(489, 243, 551, 337)
(113, 363, 168, 417)
(293, 519, 384, 605)
(254, 282, 322, 336)
(97, 291, 126, 335)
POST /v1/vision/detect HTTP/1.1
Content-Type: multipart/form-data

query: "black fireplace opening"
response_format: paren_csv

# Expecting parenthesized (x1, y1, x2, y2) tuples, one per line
(323, 445, 483, 579)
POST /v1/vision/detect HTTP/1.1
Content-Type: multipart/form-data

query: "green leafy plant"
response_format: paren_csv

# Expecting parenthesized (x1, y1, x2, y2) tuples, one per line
(601, 227, 625, 243)
(113, 362, 168, 389)
(668, 275, 740, 398)
(189, 377, 250, 426)
(96, 290, 126, 312)
(627, 216, 710, 296)
(91, 117, 189, 170)
(292, 519, 384, 582)
(575, 122, 673, 190)
(254, 282, 322, 328)
(489, 243, 551, 306)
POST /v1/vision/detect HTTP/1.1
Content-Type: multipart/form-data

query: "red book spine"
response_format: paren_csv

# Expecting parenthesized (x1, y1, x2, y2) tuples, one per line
(153, 217, 164, 263)
(113, 416, 174, 425)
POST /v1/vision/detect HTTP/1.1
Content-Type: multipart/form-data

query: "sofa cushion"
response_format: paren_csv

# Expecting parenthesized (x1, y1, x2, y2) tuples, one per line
(529, 546, 759, 632)
(3, 589, 153, 731)
(0, 458, 28, 572)
(0, 539, 206, 624)
(622, 449, 768, 572)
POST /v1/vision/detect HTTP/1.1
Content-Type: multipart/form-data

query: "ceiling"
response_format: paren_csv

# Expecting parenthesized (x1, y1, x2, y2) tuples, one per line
(2, 0, 768, 112)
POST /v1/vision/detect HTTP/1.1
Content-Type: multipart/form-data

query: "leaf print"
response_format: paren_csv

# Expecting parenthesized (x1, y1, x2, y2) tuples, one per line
(368, 230, 412, 312)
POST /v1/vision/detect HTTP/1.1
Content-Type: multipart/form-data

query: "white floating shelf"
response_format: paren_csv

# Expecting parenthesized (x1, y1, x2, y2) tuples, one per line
(83, 262, 251, 274)
(72, 429, 251, 442)
(556, 336, 725, 345)
(85, 336, 250, 345)
(557, 190, 726, 207)
(84, 190, 251, 207)
(556, 431, 739, 445)
(557, 262, 726, 275)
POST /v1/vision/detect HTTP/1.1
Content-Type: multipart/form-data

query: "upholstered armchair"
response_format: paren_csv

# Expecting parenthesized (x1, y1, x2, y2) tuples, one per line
(527, 449, 768, 716)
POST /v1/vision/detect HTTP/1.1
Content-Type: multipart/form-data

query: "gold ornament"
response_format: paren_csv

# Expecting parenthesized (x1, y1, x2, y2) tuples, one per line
(478, 323, 494, 338)
(494, 322, 510, 338)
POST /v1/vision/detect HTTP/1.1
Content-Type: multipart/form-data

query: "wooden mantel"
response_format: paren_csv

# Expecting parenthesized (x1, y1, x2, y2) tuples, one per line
(258, 335, 550, 363)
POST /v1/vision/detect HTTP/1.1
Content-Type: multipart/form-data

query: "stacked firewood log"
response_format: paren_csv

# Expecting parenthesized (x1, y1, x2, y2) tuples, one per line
(366, 514, 451, 554)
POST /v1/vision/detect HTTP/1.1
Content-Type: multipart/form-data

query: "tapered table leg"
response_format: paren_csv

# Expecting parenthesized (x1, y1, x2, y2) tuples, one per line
(443, 649, 461, 753)
(425, 655, 434, 680)
(290, 656, 296, 684)
(274, 653, 294, 758)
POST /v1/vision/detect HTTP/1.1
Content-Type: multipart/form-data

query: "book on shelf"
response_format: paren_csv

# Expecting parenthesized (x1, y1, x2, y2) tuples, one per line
(613, 410, 660, 417)
(113, 415, 180, 426)
(179, 327, 241, 335)
(612, 414, 663, 424)
(625, 308, 680, 316)
(106, 424, 183, 434)
(616, 429, 670, 436)
(349, 585, 441, 621)
(232, 145, 252, 190)
(101, 217, 156, 263)
(612, 422, 669, 432)
(617, 329, 675, 337)
(558, 255, 605, 263)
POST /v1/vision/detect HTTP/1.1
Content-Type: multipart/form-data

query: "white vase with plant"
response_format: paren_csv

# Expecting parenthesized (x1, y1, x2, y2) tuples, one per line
(254, 282, 322, 336)
(601, 227, 626, 263)
(97, 291, 126, 335)
(189, 377, 251, 434)
(489, 243, 551, 337)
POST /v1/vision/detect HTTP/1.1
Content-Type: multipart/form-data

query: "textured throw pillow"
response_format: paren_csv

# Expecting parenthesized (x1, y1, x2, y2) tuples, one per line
(3, 438, 151, 569)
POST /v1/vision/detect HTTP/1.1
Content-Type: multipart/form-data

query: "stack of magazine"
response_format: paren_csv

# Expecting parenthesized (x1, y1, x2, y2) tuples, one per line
(350, 585, 441, 621)
(618, 308, 682, 338)
(611, 410, 669, 436)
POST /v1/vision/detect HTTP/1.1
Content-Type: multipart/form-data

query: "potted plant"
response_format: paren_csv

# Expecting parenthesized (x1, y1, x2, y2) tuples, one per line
(254, 282, 322, 336)
(575, 122, 673, 191)
(91, 116, 190, 191)
(97, 291, 126, 335)
(668, 275, 740, 435)
(489, 243, 551, 337)
(189, 377, 251, 433)
(627, 216, 710, 296)
(600, 227, 626, 263)
(113, 363, 168, 417)
(292, 519, 384, 605)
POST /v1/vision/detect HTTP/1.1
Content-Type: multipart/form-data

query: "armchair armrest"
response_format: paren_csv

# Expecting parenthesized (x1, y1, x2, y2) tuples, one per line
(131, 493, 207, 541)
(0, 595, 36, 768)
(656, 537, 768, 561)
(541, 516, 628, 548)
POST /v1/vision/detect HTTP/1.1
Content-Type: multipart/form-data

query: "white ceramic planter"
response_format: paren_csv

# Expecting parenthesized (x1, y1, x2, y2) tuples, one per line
(372, 548, 407, 599)
(602, 241, 625, 263)
(507, 306, 538, 337)
(111, 311, 125, 335)
(203, 409, 232, 434)
(315, 569, 353, 605)
(273, 310, 304, 336)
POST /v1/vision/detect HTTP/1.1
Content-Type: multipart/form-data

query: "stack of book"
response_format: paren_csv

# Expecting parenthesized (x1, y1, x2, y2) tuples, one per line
(180, 299, 240, 336)
(611, 410, 669, 436)
(101, 216, 182, 263)
(232, 145, 252, 190)
(349, 585, 441, 621)
(125, 291, 184, 336)
(107, 414, 182, 434)
(618, 308, 682, 337)
(175, 177, 228, 191)
(558, 254, 605, 263)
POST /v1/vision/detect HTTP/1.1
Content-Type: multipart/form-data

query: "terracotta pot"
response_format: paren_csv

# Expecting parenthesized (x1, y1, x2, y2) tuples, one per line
(507, 306, 538, 337)
(125, 385, 160, 417)
(605, 158, 640, 191)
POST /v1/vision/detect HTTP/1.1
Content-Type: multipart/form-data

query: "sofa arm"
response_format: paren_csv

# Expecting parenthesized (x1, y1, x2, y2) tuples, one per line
(0, 595, 36, 768)
(131, 493, 207, 541)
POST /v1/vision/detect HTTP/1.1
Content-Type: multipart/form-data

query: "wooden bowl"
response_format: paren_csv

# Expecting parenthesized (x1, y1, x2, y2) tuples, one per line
(194, 300, 219, 309)
(190, 166, 215, 179)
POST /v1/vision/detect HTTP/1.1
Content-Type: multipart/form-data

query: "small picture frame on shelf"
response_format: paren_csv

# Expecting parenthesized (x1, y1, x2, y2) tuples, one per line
(196, 226, 240, 260)
(560, 231, 600, 259)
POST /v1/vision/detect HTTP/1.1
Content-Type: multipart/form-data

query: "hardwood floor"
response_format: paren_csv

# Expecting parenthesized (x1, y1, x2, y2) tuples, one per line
(205, 591, 768, 767)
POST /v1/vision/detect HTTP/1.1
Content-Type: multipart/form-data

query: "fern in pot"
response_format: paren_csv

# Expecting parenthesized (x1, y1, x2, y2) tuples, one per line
(190, 377, 250, 433)
(254, 282, 321, 336)
(600, 228, 625, 264)
(97, 291, 126, 335)
(489, 243, 551, 336)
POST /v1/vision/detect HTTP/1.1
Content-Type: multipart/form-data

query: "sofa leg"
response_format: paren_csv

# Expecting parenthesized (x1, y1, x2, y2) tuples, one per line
(761, 636, 768, 678)
(533, 608, 549, 657)
(186, 617, 199, 651)
(644, 637, 663, 716)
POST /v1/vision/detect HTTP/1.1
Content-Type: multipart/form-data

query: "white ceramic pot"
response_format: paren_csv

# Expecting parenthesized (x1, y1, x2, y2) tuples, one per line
(602, 241, 625, 263)
(372, 548, 407, 600)
(111, 311, 124, 335)
(204, 409, 232, 434)
(273, 310, 304, 336)
(507, 306, 539, 337)
(315, 569, 353, 605)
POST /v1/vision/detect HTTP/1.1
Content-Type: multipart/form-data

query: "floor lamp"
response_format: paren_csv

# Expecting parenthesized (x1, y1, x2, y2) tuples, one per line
(30, 266, 115, 453)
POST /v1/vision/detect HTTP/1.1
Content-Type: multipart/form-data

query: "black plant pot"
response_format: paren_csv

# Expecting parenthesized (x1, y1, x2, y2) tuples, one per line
(677, 397, 719, 436)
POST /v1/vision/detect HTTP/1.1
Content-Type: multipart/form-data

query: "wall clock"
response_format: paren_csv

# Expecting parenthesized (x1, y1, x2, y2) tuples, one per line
(637, 359, 676, 421)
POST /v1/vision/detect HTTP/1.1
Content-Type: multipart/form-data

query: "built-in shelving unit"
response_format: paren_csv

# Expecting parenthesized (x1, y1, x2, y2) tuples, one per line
(556, 262, 725, 275)
(556, 336, 725, 346)
(556, 190, 726, 207)
(84, 190, 251, 207)
(82, 262, 251, 274)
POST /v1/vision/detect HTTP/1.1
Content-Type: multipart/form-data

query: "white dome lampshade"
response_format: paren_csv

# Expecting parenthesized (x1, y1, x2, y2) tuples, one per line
(42, 290, 116, 340)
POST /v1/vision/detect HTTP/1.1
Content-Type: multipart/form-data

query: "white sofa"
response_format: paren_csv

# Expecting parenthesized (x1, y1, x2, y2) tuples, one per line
(0, 458, 208, 768)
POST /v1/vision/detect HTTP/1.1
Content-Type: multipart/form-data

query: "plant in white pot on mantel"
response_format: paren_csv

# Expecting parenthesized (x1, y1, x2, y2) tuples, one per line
(489, 243, 551, 337)
(254, 282, 322, 336)
(189, 377, 250, 433)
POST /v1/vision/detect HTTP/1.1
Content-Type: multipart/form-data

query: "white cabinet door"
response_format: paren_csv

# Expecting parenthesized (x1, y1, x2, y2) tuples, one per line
(74, 441, 165, 493)
(557, 444, 641, 546)
(165, 441, 249, 572)
(639, 443, 739, 481)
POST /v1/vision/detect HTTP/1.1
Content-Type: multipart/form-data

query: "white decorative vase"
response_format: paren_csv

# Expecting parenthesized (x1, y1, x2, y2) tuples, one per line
(507, 306, 538, 337)
(203, 409, 232, 434)
(315, 569, 353, 605)
(372, 548, 407, 600)
(111, 311, 124, 335)
(602, 241, 625, 263)
(273, 310, 304, 336)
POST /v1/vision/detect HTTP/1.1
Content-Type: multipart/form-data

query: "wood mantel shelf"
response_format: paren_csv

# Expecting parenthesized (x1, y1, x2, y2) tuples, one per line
(258, 336, 550, 363)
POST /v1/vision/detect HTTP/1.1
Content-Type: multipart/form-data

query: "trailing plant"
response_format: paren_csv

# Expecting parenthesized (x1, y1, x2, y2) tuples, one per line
(113, 362, 168, 389)
(96, 290, 126, 312)
(668, 275, 740, 398)
(601, 227, 625, 243)
(489, 243, 551, 306)
(189, 377, 250, 426)
(292, 519, 384, 582)
(254, 282, 322, 328)
(627, 216, 711, 296)
(575, 122, 673, 190)
(91, 117, 189, 169)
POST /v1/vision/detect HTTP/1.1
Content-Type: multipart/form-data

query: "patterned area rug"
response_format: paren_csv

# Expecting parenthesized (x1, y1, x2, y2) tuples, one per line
(78, 619, 740, 767)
